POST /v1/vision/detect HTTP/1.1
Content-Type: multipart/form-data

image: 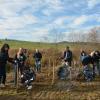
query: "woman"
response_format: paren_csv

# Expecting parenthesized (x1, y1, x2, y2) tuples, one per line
(80, 50, 87, 62)
(0, 44, 13, 87)
(15, 48, 26, 75)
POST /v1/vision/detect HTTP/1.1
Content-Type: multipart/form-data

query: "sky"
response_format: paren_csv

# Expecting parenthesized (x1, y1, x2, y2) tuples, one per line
(0, 0, 100, 42)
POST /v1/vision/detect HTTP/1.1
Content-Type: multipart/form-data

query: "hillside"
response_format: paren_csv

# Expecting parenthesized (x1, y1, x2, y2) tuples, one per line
(0, 39, 100, 50)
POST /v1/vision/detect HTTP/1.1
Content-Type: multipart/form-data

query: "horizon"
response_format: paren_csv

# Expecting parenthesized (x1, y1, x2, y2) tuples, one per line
(0, 0, 100, 42)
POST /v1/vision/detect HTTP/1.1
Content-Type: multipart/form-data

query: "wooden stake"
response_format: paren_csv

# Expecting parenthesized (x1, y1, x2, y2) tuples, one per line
(16, 63, 19, 89)
(52, 60, 55, 85)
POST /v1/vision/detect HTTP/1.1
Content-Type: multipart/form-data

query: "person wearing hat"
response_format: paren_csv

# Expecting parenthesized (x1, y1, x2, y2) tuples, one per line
(0, 44, 13, 87)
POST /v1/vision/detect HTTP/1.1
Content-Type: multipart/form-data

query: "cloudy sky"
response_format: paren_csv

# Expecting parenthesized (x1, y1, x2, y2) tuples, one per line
(0, 0, 100, 42)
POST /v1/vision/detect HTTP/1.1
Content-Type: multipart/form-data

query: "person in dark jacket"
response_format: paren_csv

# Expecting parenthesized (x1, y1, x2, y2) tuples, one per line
(81, 51, 100, 81)
(92, 51, 100, 76)
(0, 44, 13, 87)
(20, 65, 36, 90)
(33, 49, 42, 72)
(57, 60, 70, 80)
(81, 53, 94, 81)
(95, 51, 100, 75)
(63, 46, 73, 66)
(14, 48, 26, 75)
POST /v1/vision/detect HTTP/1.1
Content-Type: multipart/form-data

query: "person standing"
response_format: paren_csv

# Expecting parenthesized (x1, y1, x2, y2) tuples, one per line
(15, 48, 26, 75)
(92, 51, 100, 76)
(0, 44, 13, 87)
(80, 49, 87, 65)
(63, 46, 73, 66)
(95, 51, 100, 76)
(33, 49, 42, 72)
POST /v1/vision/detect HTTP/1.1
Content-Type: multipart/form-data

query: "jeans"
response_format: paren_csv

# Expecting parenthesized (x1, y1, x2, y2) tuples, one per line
(83, 65, 93, 81)
(35, 60, 41, 72)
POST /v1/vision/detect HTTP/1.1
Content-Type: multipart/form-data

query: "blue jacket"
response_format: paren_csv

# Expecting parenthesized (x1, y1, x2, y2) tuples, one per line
(82, 55, 93, 66)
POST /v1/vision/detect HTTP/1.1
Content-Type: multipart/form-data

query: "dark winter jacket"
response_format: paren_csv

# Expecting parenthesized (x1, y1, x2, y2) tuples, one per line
(33, 52, 42, 61)
(14, 53, 26, 65)
(82, 55, 93, 66)
(92, 52, 100, 63)
(0, 51, 13, 64)
(63, 50, 72, 62)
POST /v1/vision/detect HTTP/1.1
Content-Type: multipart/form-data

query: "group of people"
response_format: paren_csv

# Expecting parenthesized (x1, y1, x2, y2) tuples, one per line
(0, 43, 100, 88)
(0, 43, 42, 88)
(80, 50, 100, 81)
(58, 46, 100, 81)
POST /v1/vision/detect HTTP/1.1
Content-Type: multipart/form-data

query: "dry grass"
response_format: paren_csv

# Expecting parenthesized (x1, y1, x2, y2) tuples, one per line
(0, 40, 100, 100)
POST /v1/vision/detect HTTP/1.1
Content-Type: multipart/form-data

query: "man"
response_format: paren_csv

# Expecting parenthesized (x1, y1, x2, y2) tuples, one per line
(33, 49, 42, 72)
(63, 46, 73, 66)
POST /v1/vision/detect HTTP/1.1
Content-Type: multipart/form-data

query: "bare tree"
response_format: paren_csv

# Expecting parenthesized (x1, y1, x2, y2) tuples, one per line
(88, 27, 100, 43)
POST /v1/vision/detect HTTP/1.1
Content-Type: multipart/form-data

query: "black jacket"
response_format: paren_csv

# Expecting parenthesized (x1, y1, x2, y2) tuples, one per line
(14, 53, 26, 64)
(63, 50, 72, 62)
(0, 51, 13, 64)
(33, 52, 42, 61)
(92, 53, 100, 63)
(82, 55, 93, 66)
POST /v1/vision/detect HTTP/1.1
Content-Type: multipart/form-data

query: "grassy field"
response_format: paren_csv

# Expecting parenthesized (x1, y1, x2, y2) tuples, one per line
(0, 39, 100, 100)
(0, 39, 100, 50)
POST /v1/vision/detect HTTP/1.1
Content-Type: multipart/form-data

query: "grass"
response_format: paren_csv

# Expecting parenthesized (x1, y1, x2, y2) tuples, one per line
(0, 39, 100, 50)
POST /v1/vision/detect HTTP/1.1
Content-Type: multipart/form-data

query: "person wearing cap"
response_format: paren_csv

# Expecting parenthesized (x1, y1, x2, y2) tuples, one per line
(33, 49, 42, 72)
(0, 44, 13, 87)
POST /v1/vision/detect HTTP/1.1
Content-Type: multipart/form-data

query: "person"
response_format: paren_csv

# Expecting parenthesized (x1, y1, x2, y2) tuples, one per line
(0, 44, 13, 87)
(92, 51, 100, 76)
(57, 60, 70, 80)
(14, 48, 27, 75)
(81, 52, 95, 81)
(80, 49, 87, 62)
(20, 65, 36, 90)
(33, 49, 42, 72)
(95, 51, 100, 75)
(63, 46, 73, 66)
